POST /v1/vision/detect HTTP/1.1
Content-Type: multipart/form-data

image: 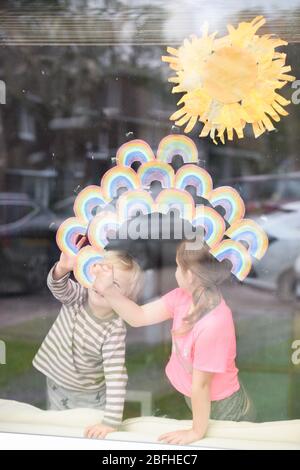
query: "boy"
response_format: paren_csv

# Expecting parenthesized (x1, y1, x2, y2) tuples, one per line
(33, 237, 142, 439)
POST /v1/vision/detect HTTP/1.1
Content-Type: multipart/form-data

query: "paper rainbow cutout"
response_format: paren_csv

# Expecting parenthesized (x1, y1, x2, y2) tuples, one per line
(56, 134, 268, 285)
(138, 161, 175, 189)
(88, 211, 121, 250)
(117, 189, 155, 221)
(74, 246, 105, 288)
(73, 185, 111, 223)
(208, 186, 245, 225)
(210, 239, 252, 281)
(155, 188, 195, 222)
(101, 166, 140, 199)
(56, 217, 87, 257)
(116, 139, 155, 167)
(225, 218, 269, 260)
(175, 164, 212, 198)
(192, 206, 226, 248)
(157, 134, 198, 164)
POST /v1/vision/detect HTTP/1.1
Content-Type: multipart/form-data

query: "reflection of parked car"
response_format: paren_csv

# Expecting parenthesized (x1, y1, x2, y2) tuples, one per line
(0, 193, 57, 294)
(222, 172, 300, 216)
(52, 196, 76, 220)
(246, 202, 300, 300)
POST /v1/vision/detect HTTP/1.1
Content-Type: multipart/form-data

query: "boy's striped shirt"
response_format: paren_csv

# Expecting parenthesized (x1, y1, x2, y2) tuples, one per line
(33, 264, 128, 427)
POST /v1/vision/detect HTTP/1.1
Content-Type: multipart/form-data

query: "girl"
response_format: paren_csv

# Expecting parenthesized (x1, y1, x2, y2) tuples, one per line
(94, 240, 253, 445)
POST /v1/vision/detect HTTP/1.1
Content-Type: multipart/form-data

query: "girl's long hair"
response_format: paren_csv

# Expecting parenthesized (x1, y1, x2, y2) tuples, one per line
(175, 240, 231, 335)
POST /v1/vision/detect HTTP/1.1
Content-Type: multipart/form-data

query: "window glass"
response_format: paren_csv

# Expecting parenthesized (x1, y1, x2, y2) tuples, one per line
(0, 0, 299, 448)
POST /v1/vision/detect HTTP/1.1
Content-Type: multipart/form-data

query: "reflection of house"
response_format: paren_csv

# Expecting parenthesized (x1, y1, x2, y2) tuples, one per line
(211, 146, 263, 183)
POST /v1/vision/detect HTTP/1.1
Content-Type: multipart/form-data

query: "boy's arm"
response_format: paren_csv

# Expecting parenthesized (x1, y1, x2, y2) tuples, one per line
(101, 326, 128, 428)
(47, 236, 87, 306)
(47, 262, 85, 306)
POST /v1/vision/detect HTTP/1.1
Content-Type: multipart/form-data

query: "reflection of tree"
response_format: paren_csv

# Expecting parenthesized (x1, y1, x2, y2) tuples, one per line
(0, 0, 172, 199)
(1, 0, 300, 196)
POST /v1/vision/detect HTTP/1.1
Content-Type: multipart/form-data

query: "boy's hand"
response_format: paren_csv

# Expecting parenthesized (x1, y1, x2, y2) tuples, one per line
(84, 423, 117, 439)
(54, 236, 86, 279)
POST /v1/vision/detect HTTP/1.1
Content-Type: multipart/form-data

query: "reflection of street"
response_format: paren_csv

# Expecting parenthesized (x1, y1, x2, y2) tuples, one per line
(223, 282, 295, 318)
(0, 283, 293, 325)
(0, 291, 57, 329)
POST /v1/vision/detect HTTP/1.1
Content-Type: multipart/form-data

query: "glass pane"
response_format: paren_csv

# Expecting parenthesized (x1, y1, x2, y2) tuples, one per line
(0, 0, 299, 450)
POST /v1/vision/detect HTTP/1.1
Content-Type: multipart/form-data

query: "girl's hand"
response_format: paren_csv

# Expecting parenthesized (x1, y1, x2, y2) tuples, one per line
(92, 263, 115, 295)
(84, 423, 116, 439)
(54, 236, 86, 279)
(158, 428, 204, 445)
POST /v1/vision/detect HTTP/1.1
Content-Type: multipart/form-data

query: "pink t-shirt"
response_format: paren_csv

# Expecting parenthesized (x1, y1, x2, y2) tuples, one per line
(162, 287, 240, 401)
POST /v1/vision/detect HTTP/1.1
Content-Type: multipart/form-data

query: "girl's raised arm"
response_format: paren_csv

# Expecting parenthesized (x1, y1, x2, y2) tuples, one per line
(94, 262, 172, 327)
(102, 288, 172, 327)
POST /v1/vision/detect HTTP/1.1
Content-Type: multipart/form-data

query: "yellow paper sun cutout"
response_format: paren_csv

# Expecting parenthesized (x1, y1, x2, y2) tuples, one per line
(162, 16, 295, 144)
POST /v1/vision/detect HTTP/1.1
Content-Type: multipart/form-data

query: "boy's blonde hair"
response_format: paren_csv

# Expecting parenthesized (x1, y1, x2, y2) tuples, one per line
(102, 250, 143, 301)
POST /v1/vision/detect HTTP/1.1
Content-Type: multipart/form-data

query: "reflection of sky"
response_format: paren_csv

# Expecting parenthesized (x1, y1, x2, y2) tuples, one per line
(86, 0, 300, 43)
(161, 0, 300, 40)
(2, 0, 300, 45)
